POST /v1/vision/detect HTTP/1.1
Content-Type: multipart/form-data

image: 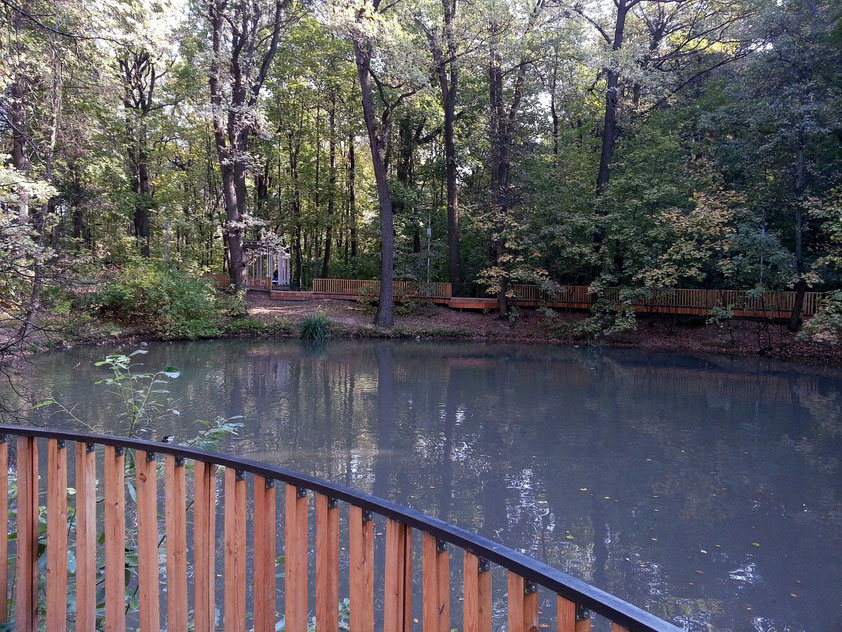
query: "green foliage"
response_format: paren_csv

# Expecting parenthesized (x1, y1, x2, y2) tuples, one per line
(801, 291, 842, 344)
(266, 318, 294, 335)
(95, 263, 236, 339)
(299, 309, 333, 340)
(226, 318, 267, 335)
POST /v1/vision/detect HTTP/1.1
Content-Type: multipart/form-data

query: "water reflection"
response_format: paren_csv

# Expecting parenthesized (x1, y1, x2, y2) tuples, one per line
(6, 340, 842, 632)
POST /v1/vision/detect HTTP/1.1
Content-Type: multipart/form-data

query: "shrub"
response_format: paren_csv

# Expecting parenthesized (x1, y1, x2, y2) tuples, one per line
(226, 318, 266, 335)
(96, 263, 229, 339)
(801, 290, 842, 344)
(299, 309, 332, 340)
(266, 318, 293, 336)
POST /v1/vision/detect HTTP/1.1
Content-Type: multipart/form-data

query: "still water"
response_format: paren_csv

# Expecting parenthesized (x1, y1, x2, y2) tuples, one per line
(12, 340, 842, 631)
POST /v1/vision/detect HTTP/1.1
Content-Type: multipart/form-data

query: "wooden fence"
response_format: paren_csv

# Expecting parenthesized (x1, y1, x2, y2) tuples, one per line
(0, 425, 678, 632)
(509, 285, 821, 317)
(207, 274, 822, 319)
(313, 278, 453, 301)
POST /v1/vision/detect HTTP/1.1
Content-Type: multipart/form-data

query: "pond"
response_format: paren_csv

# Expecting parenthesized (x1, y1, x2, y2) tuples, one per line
(9, 339, 842, 632)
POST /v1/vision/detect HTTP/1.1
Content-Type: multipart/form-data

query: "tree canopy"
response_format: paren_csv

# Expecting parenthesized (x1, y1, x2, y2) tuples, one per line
(1, 0, 840, 331)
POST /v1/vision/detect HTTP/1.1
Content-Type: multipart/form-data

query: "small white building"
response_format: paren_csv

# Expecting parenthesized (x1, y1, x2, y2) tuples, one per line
(244, 239, 290, 289)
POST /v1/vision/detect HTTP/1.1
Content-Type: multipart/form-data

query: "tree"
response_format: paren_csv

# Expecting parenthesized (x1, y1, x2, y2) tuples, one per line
(205, 0, 295, 290)
(331, 0, 426, 326)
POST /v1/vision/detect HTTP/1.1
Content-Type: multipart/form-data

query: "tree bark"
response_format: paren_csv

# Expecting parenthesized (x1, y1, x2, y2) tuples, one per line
(596, 0, 630, 197)
(429, 0, 462, 293)
(207, 0, 289, 292)
(322, 96, 337, 278)
(353, 39, 394, 327)
(348, 133, 358, 258)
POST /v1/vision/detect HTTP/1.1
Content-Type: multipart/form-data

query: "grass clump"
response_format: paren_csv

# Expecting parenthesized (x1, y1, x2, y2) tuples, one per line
(299, 309, 332, 341)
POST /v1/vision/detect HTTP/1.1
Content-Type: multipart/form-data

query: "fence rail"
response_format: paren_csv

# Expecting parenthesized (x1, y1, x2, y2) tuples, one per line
(0, 424, 678, 632)
(509, 285, 821, 316)
(313, 278, 453, 300)
(208, 274, 822, 318)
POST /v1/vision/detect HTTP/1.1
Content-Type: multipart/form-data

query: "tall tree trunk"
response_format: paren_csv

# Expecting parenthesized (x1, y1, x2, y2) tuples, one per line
(353, 40, 394, 327)
(322, 96, 337, 278)
(348, 133, 358, 258)
(788, 138, 807, 332)
(596, 0, 629, 197)
(430, 0, 462, 294)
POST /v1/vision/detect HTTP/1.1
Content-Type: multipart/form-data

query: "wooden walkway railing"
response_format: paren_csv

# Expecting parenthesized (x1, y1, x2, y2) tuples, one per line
(206, 273, 272, 291)
(313, 278, 453, 300)
(206, 274, 822, 318)
(0, 425, 679, 632)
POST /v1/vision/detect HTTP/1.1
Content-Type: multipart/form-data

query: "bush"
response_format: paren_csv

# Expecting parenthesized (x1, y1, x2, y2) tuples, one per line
(226, 318, 266, 335)
(801, 290, 842, 344)
(299, 309, 332, 340)
(96, 263, 232, 339)
(266, 318, 293, 336)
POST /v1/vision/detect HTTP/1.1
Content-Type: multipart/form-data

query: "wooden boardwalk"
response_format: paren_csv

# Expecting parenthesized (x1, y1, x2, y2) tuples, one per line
(208, 275, 823, 319)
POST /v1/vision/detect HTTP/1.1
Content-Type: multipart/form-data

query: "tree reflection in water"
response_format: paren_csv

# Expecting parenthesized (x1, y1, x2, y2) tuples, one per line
(13, 340, 842, 632)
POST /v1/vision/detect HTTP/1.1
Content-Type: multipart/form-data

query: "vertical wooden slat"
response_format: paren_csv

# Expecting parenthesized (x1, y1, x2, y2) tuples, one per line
(15, 436, 38, 631)
(0, 440, 8, 623)
(284, 484, 308, 632)
(253, 476, 276, 632)
(165, 455, 188, 632)
(316, 494, 340, 632)
(560, 597, 591, 632)
(557, 597, 575, 632)
(224, 468, 247, 632)
(463, 552, 491, 632)
(384, 518, 412, 632)
(611, 624, 630, 632)
(137, 450, 160, 632)
(507, 572, 539, 632)
(105, 444, 126, 632)
(422, 534, 450, 632)
(75, 442, 96, 632)
(349, 506, 374, 632)
(46, 440, 68, 631)
(194, 460, 216, 632)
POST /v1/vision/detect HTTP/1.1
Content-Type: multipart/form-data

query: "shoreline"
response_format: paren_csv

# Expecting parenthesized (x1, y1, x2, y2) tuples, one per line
(16, 294, 835, 367)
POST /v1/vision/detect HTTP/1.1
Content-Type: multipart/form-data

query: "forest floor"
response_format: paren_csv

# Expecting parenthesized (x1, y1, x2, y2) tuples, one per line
(245, 294, 840, 365)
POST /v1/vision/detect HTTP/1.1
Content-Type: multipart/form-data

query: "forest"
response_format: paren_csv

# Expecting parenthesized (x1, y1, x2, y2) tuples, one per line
(1, 0, 841, 338)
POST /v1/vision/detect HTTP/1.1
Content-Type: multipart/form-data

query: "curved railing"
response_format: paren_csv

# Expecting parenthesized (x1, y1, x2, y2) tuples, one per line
(0, 425, 680, 632)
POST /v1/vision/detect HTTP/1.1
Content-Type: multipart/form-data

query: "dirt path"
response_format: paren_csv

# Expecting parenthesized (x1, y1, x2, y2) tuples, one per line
(246, 294, 839, 364)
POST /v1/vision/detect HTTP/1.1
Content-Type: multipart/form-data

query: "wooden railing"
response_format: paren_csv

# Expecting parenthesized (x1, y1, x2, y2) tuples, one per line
(509, 285, 822, 316)
(313, 278, 453, 299)
(0, 425, 679, 632)
(205, 274, 273, 291)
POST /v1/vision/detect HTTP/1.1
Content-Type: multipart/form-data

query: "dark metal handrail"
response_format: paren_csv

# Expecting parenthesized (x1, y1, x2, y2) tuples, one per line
(0, 424, 680, 632)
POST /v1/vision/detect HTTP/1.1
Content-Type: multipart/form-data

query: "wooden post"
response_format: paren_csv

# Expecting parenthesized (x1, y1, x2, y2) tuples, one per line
(284, 484, 308, 632)
(508, 572, 539, 632)
(165, 455, 188, 632)
(105, 445, 126, 632)
(316, 494, 340, 632)
(254, 475, 277, 632)
(225, 468, 247, 632)
(384, 518, 412, 632)
(46, 439, 68, 631)
(193, 460, 216, 632)
(422, 534, 450, 632)
(0, 439, 7, 623)
(349, 506, 374, 632)
(75, 442, 96, 632)
(137, 450, 160, 632)
(463, 552, 491, 632)
(558, 596, 591, 632)
(15, 436, 38, 631)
